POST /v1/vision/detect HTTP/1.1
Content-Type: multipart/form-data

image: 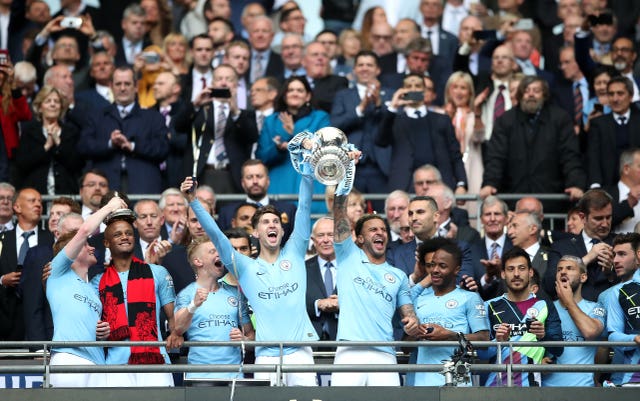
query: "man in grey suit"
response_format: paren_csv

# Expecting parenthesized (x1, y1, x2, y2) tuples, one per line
(305, 217, 338, 341)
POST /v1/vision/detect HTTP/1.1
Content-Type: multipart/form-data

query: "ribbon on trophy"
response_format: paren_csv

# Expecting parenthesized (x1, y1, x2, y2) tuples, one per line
(287, 128, 358, 196)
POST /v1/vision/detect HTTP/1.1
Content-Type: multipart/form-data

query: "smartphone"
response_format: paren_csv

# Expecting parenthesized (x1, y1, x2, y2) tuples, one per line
(210, 88, 231, 99)
(0, 50, 8, 65)
(187, 176, 197, 193)
(403, 91, 424, 102)
(60, 16, 83, 29)
(141, 51, 161, 64)
(426, 327, 434, 334)
(513, 18, 534, 31)
(472, 30, 495, 40)
(593, 103, 604, 113)
(16, 265, 23, 273)
(525, 317, 535, 331)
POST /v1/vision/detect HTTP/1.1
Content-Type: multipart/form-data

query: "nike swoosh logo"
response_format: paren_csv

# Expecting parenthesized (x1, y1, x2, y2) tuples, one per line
(256, 272, 266, 275)
(493, 310, 504, 316)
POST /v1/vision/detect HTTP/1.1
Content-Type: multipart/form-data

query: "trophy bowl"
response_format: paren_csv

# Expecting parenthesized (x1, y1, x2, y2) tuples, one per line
(309, 127, 351, 185)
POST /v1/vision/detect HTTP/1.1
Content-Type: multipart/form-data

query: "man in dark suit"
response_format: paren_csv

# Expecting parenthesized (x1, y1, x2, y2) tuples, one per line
(75, 51, 115, 114)
(302, 41, 348, 114)
(114, 4, 152, 67)
(506, 211, 558, 297)
(480, 75, 586, 212)
(152, 71, 189, 190)
(412, 164, 470, 227)
(216, 159, 296, 241)
(77, 66, 169, 194)
(376, 73, 467, 194)
(425, 181, 480, 244)
(378, 18, 422, 76)
(546, 189, 617, 302)
(387, 196, 475, 283)
(331, 50, 391, 199)
(607, 148, 640, 232)
(0, 188, 53, 341)
(553, 46, 589, 136)
(173, 64, 258, 194)
(471, 195, 513, 300)
(181, 34, 215, 104)
(588, 76, 640, 189)
(305, 217, 338, 341)
(22, 202, 82, 343)
(247, 15, 284, 84)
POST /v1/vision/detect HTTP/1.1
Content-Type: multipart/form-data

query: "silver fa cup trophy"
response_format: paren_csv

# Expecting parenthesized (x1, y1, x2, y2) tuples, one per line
(307, 127, 352, 185)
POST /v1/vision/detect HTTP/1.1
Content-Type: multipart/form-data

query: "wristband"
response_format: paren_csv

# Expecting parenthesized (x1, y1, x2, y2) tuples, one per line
(187, 300, 199, 314)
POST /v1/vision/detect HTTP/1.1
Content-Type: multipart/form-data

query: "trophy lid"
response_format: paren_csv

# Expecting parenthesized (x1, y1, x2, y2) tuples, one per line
(314, 127, 347, 147)
(104, 208, 136, 226)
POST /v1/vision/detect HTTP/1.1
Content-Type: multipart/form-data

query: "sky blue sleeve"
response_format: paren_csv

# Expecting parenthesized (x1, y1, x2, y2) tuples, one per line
(607, 289, 637, 345)
(284, 175, 313, 257)
(50, 251, 72, 279)
(396, 274, 412, 307)
(175, 285, 194, 311)
(190, 199, 249, 277)
(152, 264, 176, 306)
(467, 293, 490, 333)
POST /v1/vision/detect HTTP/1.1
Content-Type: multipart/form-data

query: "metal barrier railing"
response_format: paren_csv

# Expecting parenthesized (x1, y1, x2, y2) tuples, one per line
(0, 340, 637, 387)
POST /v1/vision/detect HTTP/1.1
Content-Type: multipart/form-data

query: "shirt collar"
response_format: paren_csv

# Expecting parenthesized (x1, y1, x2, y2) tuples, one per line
(404, 105, 428, 118)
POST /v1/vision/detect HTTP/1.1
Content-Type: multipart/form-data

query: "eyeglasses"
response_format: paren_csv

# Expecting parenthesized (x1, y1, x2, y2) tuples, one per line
(371, 35, 392, 41)
(0, 195, 12, 202)
(82, 182, 108, 189)
(612, 47, 634, 54)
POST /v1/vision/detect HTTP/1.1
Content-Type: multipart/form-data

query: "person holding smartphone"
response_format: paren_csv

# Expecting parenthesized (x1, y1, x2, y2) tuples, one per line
(376, 73, 468, 195)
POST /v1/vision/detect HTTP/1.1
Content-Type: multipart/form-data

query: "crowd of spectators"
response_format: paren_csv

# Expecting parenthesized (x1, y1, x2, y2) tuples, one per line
(1, 0, 640, 389)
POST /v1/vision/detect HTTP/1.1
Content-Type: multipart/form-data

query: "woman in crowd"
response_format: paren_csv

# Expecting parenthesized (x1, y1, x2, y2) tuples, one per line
(444, 71, 483, 198)
(256, 76, 329, 212)
(335, 29, 362, 80)
(141, 0, 173, 47)
(14, 86, 82, 194)
(360, 6, 387, 51)
(47, 196, 127, 387)
(0, 58, 32, 182)
(134, 45, 168, 108)
(584, 65, 617, 131)
(162, 32, 191, 76)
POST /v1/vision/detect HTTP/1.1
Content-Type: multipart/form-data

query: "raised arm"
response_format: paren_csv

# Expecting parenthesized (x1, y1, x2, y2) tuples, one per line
(64, 196, 127, 260)
(180, 177, 240, 270)
(333, 194, 351, 243)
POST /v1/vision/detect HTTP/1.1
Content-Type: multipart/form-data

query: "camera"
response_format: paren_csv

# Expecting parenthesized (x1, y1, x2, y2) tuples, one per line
(141, 52, 161, 64)
(60, 17, 83, 29)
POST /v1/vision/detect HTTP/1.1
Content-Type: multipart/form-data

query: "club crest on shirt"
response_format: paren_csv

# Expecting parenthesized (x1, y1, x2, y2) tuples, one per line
(227, 296, 238, 307)
(446, 299, 459, 309)
(526, 307, 539, 318)
(280, 260, 291, 271)
(384, 273, 396, 283)
(165, 274, 174, 288)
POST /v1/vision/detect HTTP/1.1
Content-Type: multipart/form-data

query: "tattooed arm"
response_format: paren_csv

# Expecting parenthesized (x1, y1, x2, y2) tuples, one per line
(399, 303, 423, 338)
(333, 194, 352, 243)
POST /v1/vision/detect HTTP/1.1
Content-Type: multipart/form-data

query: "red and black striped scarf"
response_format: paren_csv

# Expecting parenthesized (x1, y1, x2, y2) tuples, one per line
(98, 257, 164, 365)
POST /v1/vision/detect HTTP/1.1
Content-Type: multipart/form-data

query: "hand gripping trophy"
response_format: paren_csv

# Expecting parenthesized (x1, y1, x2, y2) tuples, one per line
(287, 127, 360, 194)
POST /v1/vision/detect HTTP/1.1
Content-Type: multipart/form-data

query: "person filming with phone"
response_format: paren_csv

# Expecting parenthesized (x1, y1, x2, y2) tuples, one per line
(376, 72, 468, 195)
(175, 64, 258, 195)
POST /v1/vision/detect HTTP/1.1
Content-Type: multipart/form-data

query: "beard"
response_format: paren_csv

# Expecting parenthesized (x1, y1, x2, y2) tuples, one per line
(520, 97, 544, 114)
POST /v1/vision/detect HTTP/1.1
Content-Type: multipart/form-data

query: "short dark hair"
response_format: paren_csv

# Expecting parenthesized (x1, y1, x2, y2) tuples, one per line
(354, 214, 385, 236)
(502, 246, 532, 270)
(577, 189, 613, 216)
(417, 237, 451, 265)
(234, 202, 258, 218)
(354, 50, 379, 66)
(190, 33, 214, 49)
(410, 195, 439, 212)
(251, 204, 283, 229)
(434, 238, 462, 268)
(315, 29, 338, 39)
(607, 75, 634, 96)
(224, 227, 252, 242)
(210, 16, 234, 33)
(79, 169, 109, 188)
(613, 232, 640, 253)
